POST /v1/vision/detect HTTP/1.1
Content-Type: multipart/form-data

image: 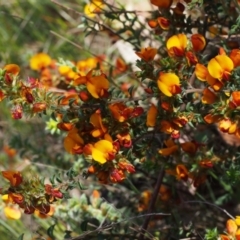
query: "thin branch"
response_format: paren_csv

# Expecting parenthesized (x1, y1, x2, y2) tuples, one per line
(69, 212, 170, 240)
(51, 0, 129, 44)
(183, 200, 235, 220)
(139, 166, 165, 240)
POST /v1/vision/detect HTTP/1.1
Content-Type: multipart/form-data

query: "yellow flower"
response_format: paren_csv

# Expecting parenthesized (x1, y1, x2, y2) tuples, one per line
(226, 219, 238, 235)
(146, 104, 158, 127)
(30, 53, 52, 71)
(92, 140, 115, 164)
(195, 64, 223, 91)
(135, 47, 157, 62)
(74, 70, 109, 98)
(58, 65, 78, 80)
(207, 55, 234, 80)
(157, 72, 181, 97)
(167, 34, 187, 57)
(4, 206, 21, 220)
(84, 0, 103, 18)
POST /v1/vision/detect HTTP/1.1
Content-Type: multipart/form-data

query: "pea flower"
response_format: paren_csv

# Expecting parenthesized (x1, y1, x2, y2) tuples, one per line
(2, 171, 23, 187)
(150, 0, 173, 8)
(159, 138, 178, 156)
(146, 104, 158, 127)
(64, 127, 84, 154)
(207, 55, 234, 80)
(157, 72, 181, 97)
(74, 70, 109, 98)
(167, 33, 187, 57)
(135, 47, 157, 62)
(30, 53, 52, 71)
(92, 140, 116, 164)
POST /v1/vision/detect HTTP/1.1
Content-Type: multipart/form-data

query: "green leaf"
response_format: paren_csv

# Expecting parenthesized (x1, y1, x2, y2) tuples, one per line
(78, 181, 88, 190)
(47, 224, 56, 239)
(17, 234, 24, 240)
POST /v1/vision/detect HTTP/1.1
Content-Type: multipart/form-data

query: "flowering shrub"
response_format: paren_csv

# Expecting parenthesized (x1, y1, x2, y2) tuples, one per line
(2, 0, 240, 239)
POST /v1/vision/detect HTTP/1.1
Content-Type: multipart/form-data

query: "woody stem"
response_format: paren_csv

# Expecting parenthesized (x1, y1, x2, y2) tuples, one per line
(139, 166, 165, 240)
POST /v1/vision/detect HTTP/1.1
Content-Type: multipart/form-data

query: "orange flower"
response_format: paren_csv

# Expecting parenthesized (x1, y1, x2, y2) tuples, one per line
(110, 169, 125, 183)
(176, 164, 188, 181)
(138, 190, 152, 212)
(226, 219, 238, 235)
(0, 90, 5, 101)
(219, 235, 230, 240)
(207, 55, 234, 80)
(30, 53, 52, 71)
(92, 140, 115, 164)
(218, 118, 232, 132)
(64, 127, 84, 154)
(199, 160, 213, 168)
(135, 47, 157, 62)
(202, 88, 217, 104)
(146, 104, 158, 127)
(172, 116, 188, 128)
(181, 141, 198, 155)
(159, 185, 171, 201)
(4, 64, 20, 75)
(166, 33, 187, 57)
(195, 63, 208, 81)
(230, 49, 240, 67)
(159, 138, 178, 156)
(118, 161, 135, 173)
(231, 91, 240, 108)
(35, 205, 54, 219)
(158, 72, 181, 97)
(150, 0, 173, 8)
(2, 171, 23, 186)
(32, 102, 47, 113)
(204, 114, 221, 124)
(74, 70, 109, 98)
(148, 19, 158, 28)
(90, 110, 107, 137)
(160, 120, 174, 134)
(185, 51, 198, 65)
(9, 193, 24, 204)
(116, 133, 132, 147)
(3, 145, 16, 158)
(157, 17, 170, 30)
(57, 122, 74, 131)
(191, 34, 206, 52)
(161, 101, 172, 112)
(60, 91, 79, 105)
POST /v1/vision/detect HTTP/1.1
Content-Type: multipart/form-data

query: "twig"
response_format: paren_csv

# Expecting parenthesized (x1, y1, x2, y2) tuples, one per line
(183, 200, 235, 220)
(139, 166, 165, 240)
(184, 88, 204, 94)
(51, 0, 129, 44)
(69, 212, 170, 240)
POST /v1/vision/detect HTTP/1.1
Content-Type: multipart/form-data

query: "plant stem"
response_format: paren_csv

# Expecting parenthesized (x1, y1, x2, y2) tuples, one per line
(139, 166, 165, 240)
